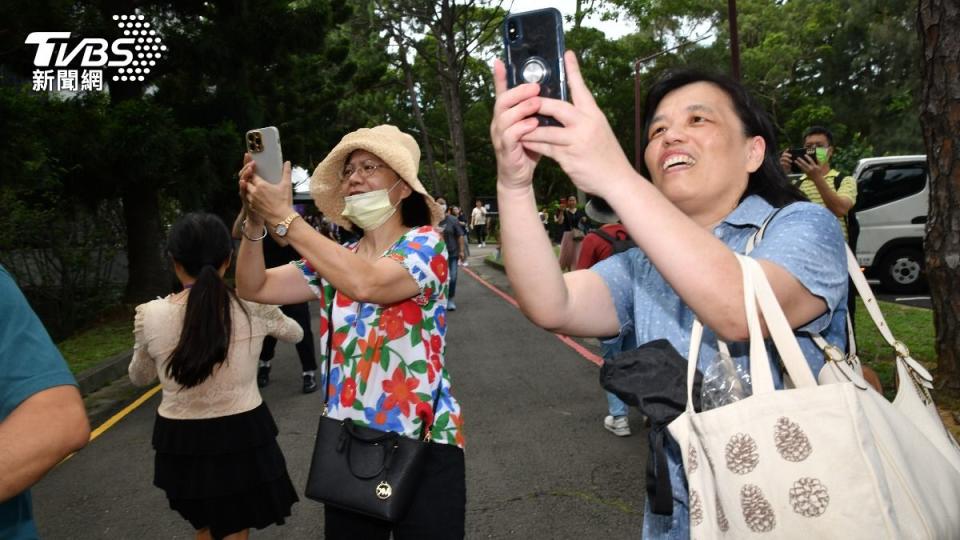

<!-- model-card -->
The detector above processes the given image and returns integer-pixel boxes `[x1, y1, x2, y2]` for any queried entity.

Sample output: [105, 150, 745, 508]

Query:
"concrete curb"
[76, 349, 132, 396]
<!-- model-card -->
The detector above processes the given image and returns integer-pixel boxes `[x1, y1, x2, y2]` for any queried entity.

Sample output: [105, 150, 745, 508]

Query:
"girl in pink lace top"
[129, 213, 302, 540]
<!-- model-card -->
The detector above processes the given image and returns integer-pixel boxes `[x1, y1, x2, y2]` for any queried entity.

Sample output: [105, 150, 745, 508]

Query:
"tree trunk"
[398, 42, 441, 195]
[121, 189, 170, 303]
[436, 0, 472, 208]
[440, 72, 472, 209]
[918, 0, 960, 390]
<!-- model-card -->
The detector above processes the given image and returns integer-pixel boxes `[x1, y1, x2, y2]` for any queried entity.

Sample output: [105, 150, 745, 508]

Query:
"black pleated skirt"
[152, 402, 299, 539]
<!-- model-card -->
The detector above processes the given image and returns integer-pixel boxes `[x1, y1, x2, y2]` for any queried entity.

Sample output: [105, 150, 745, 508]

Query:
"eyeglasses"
[804, 143, 829, 150]
[340, 160, 387, 181]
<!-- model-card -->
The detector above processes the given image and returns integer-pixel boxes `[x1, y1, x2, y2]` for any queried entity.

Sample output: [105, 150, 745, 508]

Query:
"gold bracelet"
[241, 219, 267, 241]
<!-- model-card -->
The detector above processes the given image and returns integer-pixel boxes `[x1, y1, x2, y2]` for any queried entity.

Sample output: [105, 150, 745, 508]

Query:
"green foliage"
[56, 314, 134, 375]
[611, 0, 923, 160]
[0, 87, 127, 339]
[831, 132, 874, 176]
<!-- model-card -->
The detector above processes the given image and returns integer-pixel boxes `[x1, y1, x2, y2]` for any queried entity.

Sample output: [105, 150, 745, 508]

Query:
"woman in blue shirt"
[490, 55, 848, 538]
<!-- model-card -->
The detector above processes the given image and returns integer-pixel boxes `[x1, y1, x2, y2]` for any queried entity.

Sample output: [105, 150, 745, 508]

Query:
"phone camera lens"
[507, 21, 519, 41]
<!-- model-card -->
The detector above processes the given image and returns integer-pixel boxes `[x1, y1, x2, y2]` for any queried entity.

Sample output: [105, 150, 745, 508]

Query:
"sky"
[504, 0, 636, 40]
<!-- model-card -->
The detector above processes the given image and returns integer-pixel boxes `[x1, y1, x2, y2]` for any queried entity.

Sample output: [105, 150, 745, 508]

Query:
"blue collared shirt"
[592, 195, 848, 539]
[594, 194, 848, 386]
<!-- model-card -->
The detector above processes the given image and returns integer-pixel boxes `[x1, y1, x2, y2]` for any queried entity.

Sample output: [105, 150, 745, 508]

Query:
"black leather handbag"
[304, 298, 438, 522]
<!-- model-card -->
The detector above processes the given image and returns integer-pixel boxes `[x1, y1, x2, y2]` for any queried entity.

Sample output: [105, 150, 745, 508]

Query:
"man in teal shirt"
[1, 265, 90, 539]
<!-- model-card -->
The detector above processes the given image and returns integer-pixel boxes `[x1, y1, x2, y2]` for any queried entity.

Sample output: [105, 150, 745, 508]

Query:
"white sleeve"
[263, 304, 304, 344]
[128, 303, 158, 386]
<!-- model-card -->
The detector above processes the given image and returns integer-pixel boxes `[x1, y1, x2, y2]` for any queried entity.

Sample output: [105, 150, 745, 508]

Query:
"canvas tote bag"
[748, 214, 960, 467]
[667, 254, 960, 539]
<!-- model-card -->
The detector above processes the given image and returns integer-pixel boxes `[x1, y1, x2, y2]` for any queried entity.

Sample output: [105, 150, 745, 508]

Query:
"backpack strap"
[592, 228, 617, 245]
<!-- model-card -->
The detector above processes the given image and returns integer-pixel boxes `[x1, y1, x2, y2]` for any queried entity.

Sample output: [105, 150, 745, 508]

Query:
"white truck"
[852, 155, 928, 294]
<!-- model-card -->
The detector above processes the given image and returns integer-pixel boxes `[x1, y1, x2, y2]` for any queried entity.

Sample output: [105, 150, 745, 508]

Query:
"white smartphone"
[245, 126, 283, 184]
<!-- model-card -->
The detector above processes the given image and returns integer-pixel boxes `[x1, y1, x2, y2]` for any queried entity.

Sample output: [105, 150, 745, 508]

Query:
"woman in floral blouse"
[235, 125, 465, 539]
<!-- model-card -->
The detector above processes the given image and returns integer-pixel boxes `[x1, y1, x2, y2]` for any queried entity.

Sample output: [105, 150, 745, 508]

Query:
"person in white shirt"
[470, 199, 488, 247]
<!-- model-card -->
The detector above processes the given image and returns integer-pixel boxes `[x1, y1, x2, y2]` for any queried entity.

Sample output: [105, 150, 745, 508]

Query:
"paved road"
[32, 247, 648, 539]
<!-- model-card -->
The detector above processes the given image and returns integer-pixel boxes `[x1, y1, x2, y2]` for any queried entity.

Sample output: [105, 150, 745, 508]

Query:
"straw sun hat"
[310, 124, 444, 229]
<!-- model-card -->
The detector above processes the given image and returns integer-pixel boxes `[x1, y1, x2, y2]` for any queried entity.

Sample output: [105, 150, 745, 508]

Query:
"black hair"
[164, 212, 247, 388]
[802, 125, 834, 146]
[639, 69, 806, 208]
[400, 191, 432, 227]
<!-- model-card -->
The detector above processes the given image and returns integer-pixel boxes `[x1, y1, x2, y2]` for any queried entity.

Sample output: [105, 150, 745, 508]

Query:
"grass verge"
[56, 305, 135, 375]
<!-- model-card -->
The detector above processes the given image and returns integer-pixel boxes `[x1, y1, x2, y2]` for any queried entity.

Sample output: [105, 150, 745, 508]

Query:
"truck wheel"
[878, 247, 925, 294]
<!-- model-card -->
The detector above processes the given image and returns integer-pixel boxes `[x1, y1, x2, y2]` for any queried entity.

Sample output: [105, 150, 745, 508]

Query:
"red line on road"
[461, 266, 604, 367]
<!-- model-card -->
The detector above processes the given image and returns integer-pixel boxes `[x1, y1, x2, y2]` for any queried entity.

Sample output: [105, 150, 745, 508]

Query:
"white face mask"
[341, 180, 403, 230]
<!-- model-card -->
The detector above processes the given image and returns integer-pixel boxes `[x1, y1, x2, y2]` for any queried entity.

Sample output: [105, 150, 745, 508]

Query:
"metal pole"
[728, 0, 741, 80]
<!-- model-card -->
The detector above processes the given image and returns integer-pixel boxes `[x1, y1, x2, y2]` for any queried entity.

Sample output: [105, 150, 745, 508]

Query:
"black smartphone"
[503, 8, 569, 126]
[788, 147, 817, 174]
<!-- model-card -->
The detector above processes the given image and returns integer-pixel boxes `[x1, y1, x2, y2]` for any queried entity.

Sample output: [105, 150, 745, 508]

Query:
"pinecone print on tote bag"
[789, 477, 830, 517]
[774, 417, 812, 462]
[740, 484, 777, 533]
[725, 433, 759, 474]
[690, 489, 704, 526]
[716, 496, 730, 532]
[688, 443, 699, 473]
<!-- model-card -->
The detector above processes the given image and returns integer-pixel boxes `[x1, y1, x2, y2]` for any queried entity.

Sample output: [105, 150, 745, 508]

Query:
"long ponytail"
[165, 213, 247, 388]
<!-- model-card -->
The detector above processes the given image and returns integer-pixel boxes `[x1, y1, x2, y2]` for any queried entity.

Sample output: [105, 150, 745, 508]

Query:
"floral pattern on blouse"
[295, 226, 464, 448]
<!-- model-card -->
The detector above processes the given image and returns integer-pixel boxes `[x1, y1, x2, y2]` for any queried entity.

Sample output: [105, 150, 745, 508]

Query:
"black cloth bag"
[599, 339, 702, 516]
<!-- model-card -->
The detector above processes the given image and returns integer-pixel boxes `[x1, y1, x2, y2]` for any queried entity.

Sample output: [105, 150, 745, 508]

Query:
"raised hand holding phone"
[518, 51, 636, 200]
[788, 147, 817, 174]
[239, 153, 293, 229]
[491, 58, 543, 192]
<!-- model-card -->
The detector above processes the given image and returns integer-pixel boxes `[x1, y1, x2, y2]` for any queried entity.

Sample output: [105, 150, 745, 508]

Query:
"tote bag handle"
[685, 255, 818, 412]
